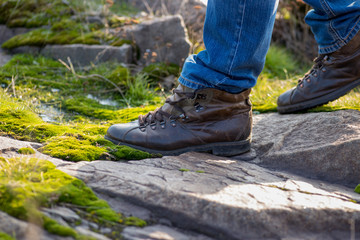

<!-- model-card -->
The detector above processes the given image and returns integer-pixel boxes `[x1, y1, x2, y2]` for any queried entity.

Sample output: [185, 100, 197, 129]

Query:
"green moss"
[355, 185, 360, 194]
[0, 91, 155, 161]
[40, 135, 154, 162]
[107, 66, 131, 86]
[179, 168, 190, 172]
[141, 63, 180, 84]
[0, 0, 78, 28]
[0, 157, 146, 237]
[2, 28, 107, 49]
[0, 101, 73, 142]
[40, 135, 106, 162]
[110, 39, 133, 47]
[0, 232, 15, 240]
[124, 216, 147, 227]
[63, 96, 158, 121]
[263, 45, 307, 79]
[18, 147, 35, 155]
[43, 216, 77, 237]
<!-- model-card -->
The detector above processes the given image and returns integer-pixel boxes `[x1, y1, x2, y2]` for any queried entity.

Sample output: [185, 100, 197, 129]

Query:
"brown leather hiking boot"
[105, 85, 252, 156]
[277, 31, 360, 114]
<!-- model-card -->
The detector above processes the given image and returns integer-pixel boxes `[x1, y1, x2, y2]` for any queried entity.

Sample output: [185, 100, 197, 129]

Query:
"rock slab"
[58, 152, 360, 240]
[40, 44, 133, 66]
[251, 110, 360, 187]
[1, 110, 360, 240]
[0, 211, 71, 240]
[112, 15, 192, 65]
[126, 0, 206, 45]
[0, 25, 31, 45]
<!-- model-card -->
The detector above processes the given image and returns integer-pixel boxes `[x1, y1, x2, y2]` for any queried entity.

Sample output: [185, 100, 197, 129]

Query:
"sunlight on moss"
[0, 157, 147, 238]
[0, 91, 156, 161]
[18, 147, 35, 155]
[0, 231, 15, 240]
[355, 185, 360, 194]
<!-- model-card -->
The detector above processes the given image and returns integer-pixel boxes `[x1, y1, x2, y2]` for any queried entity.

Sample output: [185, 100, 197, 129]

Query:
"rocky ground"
[1, 111, 359, 240]
[1, 1, 360, 239]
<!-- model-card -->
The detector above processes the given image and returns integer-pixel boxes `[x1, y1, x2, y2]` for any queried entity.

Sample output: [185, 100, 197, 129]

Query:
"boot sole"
[277, 78, 360, 114]
[104, 135, 251, 157]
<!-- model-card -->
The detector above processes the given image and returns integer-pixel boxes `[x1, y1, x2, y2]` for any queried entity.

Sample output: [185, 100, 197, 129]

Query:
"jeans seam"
[320, 0, 335, 17]
[179, 75, 210, 88]
[227, 0, 246, 75]
[319, 16, 360, 52]
[329, 21, 346, 44]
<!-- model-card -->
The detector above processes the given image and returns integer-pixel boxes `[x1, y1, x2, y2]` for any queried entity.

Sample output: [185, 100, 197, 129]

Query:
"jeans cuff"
[319, 21, 360, 54]
[178, 75, 212, 90]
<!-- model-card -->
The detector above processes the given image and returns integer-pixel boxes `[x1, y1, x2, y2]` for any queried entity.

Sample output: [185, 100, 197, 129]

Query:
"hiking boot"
[105, 85, 252, 156]
[277, 31, 360, 114]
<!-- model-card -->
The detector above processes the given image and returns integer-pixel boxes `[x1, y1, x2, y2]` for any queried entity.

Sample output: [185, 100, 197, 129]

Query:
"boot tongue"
[161, 84, 196, 116]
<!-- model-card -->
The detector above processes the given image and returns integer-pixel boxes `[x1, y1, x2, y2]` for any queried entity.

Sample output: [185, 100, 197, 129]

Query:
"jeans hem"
[318, 18, 360, 54]
[178, 76, 210, 90]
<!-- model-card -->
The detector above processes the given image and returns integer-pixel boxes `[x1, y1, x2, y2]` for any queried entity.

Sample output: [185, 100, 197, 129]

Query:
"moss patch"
[0, 232, 15, 240]
[0, 91, 157, 161]
[0, 157, 147, 238]
[0, 0, 138, 50]
[355, 185, 360, 194]
[18, 147, 35, 155]
[141, 62, 180, 84]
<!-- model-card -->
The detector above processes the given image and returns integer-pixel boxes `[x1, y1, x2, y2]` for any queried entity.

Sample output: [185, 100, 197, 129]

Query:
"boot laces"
[138, 88, 196, 126]
[298, 55, 329, 86]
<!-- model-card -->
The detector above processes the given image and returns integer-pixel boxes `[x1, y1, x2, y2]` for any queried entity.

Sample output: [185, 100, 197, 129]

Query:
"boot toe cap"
[277, 88, 294, 107]
[106, 121, 138, 142]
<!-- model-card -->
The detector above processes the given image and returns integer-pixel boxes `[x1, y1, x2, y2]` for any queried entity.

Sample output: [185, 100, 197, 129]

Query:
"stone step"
[249, 110, 360, 187]
[1, 110, 360, 239]
[58, 152, 360, 240]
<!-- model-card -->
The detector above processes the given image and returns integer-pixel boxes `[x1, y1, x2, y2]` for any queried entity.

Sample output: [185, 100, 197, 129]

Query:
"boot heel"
[211, 140, 251, 157]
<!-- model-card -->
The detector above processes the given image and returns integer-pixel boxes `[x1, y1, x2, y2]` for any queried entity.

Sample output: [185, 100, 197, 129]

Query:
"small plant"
[355, 185, 360, 194]
[179, 168, 190, 172]
[0, 232, 15, 240]
[17, 147, 35, 155]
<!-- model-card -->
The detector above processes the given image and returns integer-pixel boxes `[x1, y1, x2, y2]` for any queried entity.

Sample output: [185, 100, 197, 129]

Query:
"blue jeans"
[179, 0, 360, 93]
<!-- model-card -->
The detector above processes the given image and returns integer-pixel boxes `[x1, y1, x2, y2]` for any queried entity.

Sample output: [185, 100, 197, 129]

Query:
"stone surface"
[126, 0, 206, 45]
[0, 25, 31, 45]
[0, 211, 72, 240]
[0, 49, 12, 66]
[75, 227, 111, 240]
[40, 44, 133, 66]
[1, 110, 360, 240]
[122, 225, 214, 240]
[112, 15, 191, 65]
[42, 207, 80, 222]
[58, 152, 360, 240]
[250, 110, 360, 187]
[11, 46, 41, 55]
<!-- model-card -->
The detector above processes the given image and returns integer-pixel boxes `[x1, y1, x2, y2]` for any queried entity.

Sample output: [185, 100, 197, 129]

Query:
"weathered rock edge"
[250, 110, 360, 187]
[1, 15, 191, 66]
[58, 152, 360, 240]
[1, 110, 360, 240]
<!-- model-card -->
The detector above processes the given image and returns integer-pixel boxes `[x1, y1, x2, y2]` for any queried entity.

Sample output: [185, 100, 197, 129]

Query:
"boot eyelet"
[300, 84, 304, 88]
[150, 123, 156, 130]
[160, 121, 166, 129]
[313, 73, 318, 77]
[322, 68, 327, 72]
[139, 126, 146, 132]
[306, 79, 311, 83]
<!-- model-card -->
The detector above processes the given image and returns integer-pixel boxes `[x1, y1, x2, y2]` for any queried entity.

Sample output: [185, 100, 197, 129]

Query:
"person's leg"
[304, 0, 360, 54]
[179, 0, 279, 93]
[106, 0, 279, 156]
[278, 0, 360, 113]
